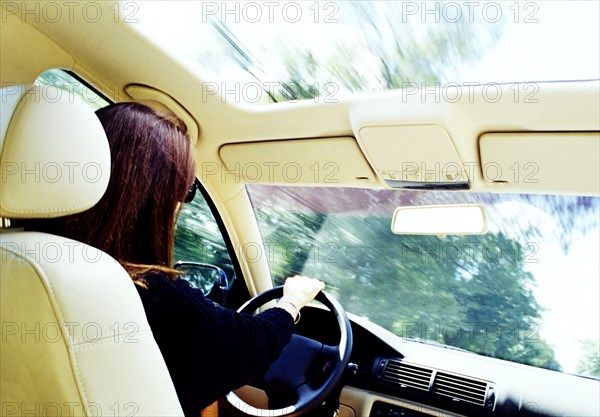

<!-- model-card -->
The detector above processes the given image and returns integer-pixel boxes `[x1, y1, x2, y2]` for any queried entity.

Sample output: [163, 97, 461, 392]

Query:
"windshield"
[247, 185, 600, 378]
[133, 1, 599, 104]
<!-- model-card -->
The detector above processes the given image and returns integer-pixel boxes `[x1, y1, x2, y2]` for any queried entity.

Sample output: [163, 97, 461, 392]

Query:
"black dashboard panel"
[298, 306, 600, 417]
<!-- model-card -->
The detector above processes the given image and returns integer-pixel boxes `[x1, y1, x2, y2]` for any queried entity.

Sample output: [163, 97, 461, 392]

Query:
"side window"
[36, 69, 235, 295]
[174, 190, 235, 291]
[35, 69, 110, 110]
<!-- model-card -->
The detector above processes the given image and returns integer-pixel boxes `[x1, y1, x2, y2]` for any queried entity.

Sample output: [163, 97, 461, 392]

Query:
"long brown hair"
[25, 102, 196, 283]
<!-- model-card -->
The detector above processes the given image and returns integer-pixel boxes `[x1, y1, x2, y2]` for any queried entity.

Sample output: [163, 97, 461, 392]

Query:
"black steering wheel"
[225, 286, 353, 417]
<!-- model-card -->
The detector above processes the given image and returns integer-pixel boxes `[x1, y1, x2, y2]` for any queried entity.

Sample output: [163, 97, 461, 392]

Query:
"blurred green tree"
[576, 339, 600, 378]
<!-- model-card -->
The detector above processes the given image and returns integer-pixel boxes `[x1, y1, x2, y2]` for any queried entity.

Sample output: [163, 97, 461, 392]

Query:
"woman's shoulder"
[135, 270, 206, 307]
[138, 270, 187, 287]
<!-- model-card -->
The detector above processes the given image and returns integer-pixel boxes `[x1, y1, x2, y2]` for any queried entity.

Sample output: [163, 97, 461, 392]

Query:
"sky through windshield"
[134, 1, 600, 104]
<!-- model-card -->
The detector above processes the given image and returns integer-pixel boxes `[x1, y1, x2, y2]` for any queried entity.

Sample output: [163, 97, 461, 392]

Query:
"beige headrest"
[0, 84, 110, 219]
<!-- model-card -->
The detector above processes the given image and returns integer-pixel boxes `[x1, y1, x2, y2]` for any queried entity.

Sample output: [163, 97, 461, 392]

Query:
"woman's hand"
[277, 275, 325, 322]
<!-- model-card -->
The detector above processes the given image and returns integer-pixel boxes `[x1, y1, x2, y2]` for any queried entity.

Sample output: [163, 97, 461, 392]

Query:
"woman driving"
[25, 102, 324, 416]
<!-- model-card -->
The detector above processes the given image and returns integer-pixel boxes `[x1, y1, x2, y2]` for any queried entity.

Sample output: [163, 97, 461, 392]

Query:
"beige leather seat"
[0, 85, 184, 416]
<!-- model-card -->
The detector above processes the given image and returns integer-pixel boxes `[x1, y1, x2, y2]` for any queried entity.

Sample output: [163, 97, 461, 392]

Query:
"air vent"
[431, 371, 490, 406]
[375, 359, 496, 410]
[379, 359, 433, 391]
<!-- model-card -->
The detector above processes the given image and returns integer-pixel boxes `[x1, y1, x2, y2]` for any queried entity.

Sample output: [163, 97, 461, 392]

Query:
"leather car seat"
[0, 84, 184, 416]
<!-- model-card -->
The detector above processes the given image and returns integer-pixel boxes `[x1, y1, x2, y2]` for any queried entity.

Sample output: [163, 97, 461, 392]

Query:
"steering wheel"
[225, 286, 353, 417]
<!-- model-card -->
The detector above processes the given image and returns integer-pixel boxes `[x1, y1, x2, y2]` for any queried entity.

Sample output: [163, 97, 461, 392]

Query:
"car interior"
[1, 1, 599, 417]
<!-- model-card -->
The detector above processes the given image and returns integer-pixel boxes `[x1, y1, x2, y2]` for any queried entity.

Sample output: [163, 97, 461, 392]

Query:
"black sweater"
[135, 273, 294, 416]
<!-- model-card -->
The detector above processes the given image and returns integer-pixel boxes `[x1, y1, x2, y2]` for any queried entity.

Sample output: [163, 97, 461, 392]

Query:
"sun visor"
[357, 124, 470, 190]
[219, 137, 377, 186]
[479, 132, 600, 195]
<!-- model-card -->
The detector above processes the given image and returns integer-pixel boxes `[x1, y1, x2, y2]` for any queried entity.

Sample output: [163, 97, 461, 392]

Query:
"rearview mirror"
[391, 204, 487, 236]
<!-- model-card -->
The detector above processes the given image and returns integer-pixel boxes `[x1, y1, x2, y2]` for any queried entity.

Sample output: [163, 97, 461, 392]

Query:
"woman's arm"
[136, 273, 323, 416]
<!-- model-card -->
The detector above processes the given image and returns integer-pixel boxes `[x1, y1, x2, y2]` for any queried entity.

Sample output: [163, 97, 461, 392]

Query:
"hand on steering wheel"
[225, 286, 353, 417]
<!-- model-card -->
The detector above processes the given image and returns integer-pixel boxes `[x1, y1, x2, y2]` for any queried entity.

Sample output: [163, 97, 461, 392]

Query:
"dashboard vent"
[376, 359, 496, 410]
[431, 371, 489, 406]
[379, 359, 433, 391]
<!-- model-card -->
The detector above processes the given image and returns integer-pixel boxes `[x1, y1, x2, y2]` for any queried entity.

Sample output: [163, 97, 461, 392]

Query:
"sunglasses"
[184, 178, 200, 203]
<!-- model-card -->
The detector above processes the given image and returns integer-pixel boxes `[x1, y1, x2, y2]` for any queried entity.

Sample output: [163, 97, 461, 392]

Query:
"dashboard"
[295, 306, 600, 417]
